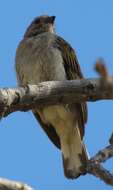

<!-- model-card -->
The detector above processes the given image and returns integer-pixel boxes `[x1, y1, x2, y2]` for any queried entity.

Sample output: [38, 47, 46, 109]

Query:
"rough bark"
[0, 134, 113, 188]
[0, 178, 34, 190]
[0, 77, 113, 118]
[87, 134, 113, 186]
[0, 76, 113, 186]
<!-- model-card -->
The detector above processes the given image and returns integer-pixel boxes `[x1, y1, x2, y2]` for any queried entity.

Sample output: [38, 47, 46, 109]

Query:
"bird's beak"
[50, 16, 56, 24]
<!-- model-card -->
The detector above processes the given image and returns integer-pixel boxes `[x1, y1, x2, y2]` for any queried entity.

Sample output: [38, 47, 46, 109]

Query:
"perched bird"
[15, 15, 88, 179]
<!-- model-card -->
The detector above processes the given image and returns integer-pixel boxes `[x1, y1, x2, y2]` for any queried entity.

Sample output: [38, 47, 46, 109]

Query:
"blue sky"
[0, 0, 113, 190]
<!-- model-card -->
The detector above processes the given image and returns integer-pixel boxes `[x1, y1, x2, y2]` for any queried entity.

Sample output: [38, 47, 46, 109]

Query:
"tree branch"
[0, 77, 113, 117]
[0, 178, 34, 190]
[87, 134, 113, 186]
[0, 135, 113, 188]
[0, 63, 113, 186]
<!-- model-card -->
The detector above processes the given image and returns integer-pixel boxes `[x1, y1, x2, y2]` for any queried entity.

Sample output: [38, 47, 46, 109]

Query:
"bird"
[15, 15, 88, 179]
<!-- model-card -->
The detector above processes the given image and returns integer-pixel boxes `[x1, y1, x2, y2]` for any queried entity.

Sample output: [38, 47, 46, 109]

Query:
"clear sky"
[0, 1, 113, 190]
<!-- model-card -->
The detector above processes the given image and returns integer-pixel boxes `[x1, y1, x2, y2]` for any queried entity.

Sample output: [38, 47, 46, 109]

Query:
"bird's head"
[24, 15, 56, 38]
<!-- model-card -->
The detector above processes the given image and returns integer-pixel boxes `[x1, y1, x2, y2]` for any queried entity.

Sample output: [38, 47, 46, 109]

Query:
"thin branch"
[87, 163, 113, 186]
[87, 134, 113, 186]
[0, 178, 34, 190]
[0, 77, 113, 117]
[90, 142, 113, 163]
[95, 58, 109, 79]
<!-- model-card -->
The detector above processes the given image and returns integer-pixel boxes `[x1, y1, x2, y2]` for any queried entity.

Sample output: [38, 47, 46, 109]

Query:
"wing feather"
[54, 36, 87, 138]
[33, 111, 61, 149]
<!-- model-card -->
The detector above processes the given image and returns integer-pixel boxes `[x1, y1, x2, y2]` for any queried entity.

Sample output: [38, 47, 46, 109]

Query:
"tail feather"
[61, 126, 89, 179]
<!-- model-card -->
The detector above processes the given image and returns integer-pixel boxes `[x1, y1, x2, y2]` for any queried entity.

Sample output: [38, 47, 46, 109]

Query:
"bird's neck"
[24, 25, 55, 38]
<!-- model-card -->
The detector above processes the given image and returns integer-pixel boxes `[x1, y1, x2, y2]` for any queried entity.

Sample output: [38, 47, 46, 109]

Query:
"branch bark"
[0, 135, 113, 188]
[0, 178, 34, 190]
[0, 76, 113, 186]
[0, 77, 113, 117]
[87, 134, 113, 186]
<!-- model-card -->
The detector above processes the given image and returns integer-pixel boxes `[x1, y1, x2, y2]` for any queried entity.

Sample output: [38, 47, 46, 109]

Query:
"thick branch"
[0, 80, 113, 186]
[0, 77, 113, 117]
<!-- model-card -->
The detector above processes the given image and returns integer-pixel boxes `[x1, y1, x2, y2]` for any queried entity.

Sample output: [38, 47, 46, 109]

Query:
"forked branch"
[0, 62, 113, 187]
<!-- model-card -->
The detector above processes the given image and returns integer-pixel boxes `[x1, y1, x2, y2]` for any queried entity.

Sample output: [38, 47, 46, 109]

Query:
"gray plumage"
[15, 15, 89, 179]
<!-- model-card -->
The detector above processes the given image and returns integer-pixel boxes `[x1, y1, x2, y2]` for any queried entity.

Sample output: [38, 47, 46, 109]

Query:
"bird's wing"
[33, 35, 87, 148]
[53, 35, 88, 138]
[33, 111, 61, 149]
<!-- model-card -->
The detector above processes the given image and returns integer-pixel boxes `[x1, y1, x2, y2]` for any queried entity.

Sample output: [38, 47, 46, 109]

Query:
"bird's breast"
[15, 36, 66, 85]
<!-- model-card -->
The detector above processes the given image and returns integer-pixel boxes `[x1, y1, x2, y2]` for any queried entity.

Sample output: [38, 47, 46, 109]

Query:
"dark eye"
[33, 18, 40, 24]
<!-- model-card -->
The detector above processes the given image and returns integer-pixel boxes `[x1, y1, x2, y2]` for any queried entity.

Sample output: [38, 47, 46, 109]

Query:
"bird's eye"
[34, 18, 40, 24]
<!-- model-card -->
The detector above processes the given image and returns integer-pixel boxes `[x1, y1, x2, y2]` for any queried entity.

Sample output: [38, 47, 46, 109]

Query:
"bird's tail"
[61, 126, 89, 179]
